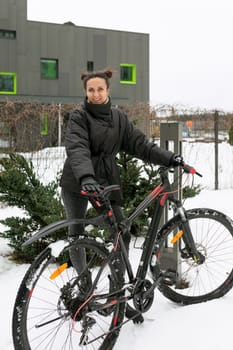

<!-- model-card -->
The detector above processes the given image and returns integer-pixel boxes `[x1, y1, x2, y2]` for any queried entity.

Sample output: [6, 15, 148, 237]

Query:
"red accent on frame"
[113, 315, 119, 326]
[93, 199, 101, 207]
[149, 185, 164, 199]
[160, 193, 168, 206]
[113, 231, 121, 251]
[108, 210, 113, 216]
[29, 289, 34, 298]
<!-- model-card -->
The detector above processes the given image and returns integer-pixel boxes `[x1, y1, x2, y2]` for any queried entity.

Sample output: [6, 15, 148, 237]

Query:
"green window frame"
[0, 72, 17, 94]
[120, 64, 136, 84]
[40, 58, 58, 79]
[40, 113, 49, 135]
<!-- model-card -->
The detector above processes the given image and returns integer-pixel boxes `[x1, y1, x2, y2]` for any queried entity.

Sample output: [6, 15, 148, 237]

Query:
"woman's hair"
[81, 69, 115, 89]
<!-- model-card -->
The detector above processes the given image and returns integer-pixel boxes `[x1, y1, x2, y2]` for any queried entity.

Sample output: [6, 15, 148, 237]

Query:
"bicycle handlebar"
[80, 162, 202, 199]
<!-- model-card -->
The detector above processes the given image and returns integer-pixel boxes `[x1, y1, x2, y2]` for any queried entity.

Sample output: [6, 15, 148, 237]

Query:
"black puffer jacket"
[60, 98, 174, 204]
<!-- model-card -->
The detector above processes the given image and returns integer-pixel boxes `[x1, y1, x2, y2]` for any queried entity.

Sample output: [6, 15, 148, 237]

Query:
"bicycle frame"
[22, 162, 202, 298]
[116, 168, 201, 291]
[116, 169, 175, 286]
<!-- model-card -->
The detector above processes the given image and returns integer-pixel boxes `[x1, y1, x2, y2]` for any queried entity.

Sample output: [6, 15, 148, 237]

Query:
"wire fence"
[0, 101, 232, 190]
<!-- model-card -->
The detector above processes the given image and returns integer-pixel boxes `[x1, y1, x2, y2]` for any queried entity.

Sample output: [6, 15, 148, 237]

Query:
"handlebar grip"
[81, 184, 121, 197]
[182, 164, 202, 177]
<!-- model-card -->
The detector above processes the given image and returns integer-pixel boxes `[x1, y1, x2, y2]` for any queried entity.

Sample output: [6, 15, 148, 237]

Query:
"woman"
[60, 68, 179, 323]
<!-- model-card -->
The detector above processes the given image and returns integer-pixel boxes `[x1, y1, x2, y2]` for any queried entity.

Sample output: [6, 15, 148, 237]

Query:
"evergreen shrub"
[0, 153, 65, 262]
[0, 151, 201, 261]
[229, 117, 233, 145]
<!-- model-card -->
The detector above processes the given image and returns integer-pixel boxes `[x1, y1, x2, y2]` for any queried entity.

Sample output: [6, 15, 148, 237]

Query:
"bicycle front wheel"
[12, 236, 125, 350]
[156, 208, 233, 305]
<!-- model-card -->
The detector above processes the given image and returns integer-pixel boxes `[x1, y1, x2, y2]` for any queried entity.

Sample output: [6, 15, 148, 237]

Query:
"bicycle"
[12, 160, 233, 350]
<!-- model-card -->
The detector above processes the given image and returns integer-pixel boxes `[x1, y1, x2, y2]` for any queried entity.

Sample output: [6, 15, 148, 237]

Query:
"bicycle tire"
[153, 208, 233, 305]
[12, 235, 125, 350]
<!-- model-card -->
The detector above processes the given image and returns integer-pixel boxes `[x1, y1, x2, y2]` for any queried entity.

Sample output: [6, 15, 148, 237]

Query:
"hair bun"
[104, 70, 113, 78]
[81, 72, 88, 80]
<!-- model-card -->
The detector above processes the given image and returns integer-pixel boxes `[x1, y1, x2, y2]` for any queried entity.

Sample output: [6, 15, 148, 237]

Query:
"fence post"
[58, 103, 62, 147]
[159, 122, 183, 275]
[214, 110, 219, 190]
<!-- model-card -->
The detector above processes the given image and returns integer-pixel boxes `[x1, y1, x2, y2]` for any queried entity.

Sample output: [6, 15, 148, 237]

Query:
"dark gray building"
[0, 0, 149, 105]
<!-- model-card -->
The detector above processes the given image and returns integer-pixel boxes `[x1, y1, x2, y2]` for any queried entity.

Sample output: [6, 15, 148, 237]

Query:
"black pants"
[61, 188, 130, 273]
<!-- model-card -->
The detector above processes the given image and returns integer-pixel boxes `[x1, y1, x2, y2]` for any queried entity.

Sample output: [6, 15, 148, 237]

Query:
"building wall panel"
[0, 0, 149, 105]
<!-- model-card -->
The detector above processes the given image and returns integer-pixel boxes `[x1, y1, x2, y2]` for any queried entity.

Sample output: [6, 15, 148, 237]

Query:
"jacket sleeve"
[65, 110, 95, 183]
[121, 112, 174, 166]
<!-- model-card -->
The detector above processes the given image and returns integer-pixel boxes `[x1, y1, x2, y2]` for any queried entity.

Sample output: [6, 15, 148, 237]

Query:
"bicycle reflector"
[170, 230, 183, 244]
[49, 263, 68, 280]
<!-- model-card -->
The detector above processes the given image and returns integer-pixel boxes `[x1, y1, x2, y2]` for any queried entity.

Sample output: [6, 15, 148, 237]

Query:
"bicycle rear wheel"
[154, 208, 233, 305]
[12, 236, 125, 350]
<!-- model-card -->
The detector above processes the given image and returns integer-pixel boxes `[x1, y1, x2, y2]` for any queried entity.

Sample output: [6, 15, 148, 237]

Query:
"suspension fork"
[176, 203, 205, 264]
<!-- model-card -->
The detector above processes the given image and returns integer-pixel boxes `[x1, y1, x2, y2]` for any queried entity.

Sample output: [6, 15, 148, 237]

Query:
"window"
[87, 61, 94, 72]
[0, 29, 16, 39]
[40, 113, 49, 135]
[40, 58, 58, 79]
[0, 72, 17, 94]
[120, 64, 136, 84]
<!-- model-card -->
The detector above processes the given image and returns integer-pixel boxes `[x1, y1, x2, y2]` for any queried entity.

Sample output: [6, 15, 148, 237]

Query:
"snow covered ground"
[0, 142, 233, 349]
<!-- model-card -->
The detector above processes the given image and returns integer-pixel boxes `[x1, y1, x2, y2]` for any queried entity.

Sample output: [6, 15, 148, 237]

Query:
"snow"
[0, 142, 233, 349]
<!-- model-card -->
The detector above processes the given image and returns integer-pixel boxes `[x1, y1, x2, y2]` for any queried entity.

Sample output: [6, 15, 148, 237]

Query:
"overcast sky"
[27, 0, 233, 112]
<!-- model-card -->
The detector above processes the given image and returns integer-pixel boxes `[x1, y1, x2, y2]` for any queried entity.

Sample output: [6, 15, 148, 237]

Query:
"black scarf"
[83, 97, 113, 126]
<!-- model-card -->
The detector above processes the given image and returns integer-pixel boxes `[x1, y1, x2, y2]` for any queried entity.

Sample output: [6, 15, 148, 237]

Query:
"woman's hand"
[81, 176, 102, 193]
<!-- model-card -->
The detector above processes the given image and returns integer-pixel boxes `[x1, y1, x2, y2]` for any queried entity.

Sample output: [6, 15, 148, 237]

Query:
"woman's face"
[86, 77, 109, 104]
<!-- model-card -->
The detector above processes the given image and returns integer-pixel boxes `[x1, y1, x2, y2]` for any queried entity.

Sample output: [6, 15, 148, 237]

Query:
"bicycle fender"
[22, 216, 104, 247]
